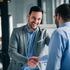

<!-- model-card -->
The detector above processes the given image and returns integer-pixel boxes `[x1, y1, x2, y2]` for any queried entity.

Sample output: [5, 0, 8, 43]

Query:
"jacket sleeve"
[8, 28, 27, 65]
[45, 30, 50, 46]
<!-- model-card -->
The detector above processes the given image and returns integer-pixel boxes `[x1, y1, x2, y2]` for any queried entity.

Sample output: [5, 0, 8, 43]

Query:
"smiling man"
[7, 6, 50, 70]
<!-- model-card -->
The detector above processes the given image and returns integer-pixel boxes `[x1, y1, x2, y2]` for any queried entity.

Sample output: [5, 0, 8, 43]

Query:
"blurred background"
[0, 0, 70, 70]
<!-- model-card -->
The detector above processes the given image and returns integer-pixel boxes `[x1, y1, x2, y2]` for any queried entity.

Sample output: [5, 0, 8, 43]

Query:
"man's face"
[27, 11, 42, 30]
[55, 16, 59, 28]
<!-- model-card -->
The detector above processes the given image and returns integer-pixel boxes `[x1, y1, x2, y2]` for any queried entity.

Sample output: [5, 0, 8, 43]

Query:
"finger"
[29, 64, 36, 68]
[27, 59, 39, 68]
[33, 59, 39, 63]
[29, 57, 38, 59]
[28, 57, 35, 60]
[32, 63, 37, 68]
[31, 60, 38, 66]
[29, 57, 39, 62]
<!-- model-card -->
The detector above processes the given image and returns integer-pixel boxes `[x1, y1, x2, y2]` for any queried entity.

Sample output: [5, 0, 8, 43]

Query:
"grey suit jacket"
[7, 25, 50, 70]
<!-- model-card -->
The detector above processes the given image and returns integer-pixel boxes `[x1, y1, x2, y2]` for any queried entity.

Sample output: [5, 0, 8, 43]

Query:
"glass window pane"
[42, 1, 47, 24]
[66, 0, 69, 3]
[60, 0, 64, 4]
[43, 13, 47, 24]
[43, 2, 46, 12]
[9, 15, 13, 37]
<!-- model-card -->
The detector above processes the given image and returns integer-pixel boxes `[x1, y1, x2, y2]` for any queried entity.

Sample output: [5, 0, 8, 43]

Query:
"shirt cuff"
[39, 55, 48, 63]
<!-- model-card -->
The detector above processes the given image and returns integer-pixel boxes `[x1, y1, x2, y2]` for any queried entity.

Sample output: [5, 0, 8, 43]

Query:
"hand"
[29, 57, 39, 62]
[27, 57, 39, 68]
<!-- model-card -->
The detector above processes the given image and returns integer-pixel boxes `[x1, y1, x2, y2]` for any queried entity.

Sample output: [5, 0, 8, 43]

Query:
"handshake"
[27, 57, 39, 68]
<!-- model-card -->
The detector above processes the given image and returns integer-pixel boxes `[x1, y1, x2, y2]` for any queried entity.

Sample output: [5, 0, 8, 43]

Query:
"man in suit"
[7, 6, 50, 70]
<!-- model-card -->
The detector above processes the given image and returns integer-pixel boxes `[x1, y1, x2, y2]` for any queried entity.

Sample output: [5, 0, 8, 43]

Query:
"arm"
[36, 30, 49, 63]
[45, 30, 50, 46]
[8, 28, 27, 65]
[29, 55, 48, 63]
[39, 55, 48, 63]
[46, 31, 65, 70]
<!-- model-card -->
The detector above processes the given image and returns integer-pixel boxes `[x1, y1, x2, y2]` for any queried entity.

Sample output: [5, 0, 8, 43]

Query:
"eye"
[32, 16, 36, 20]
[38, 18, 41, 21]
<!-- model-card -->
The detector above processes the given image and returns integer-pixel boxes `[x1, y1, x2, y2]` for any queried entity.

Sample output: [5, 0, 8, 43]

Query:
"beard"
[55, 18, 59, 28]
[28, 20, 38, 30]
[31, 22, 37, 30]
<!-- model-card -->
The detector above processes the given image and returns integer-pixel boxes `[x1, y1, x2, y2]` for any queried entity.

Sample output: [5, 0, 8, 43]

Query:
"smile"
[33, 23, 37, 25]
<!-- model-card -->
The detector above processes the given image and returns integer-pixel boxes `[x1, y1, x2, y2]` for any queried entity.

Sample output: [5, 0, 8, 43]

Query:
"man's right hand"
[27, 58, 39, 68]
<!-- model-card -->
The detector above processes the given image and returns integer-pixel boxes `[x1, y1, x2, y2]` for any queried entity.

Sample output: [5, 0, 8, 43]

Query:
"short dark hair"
[29, 6, 43, 15]
[55, 4, 70, 22]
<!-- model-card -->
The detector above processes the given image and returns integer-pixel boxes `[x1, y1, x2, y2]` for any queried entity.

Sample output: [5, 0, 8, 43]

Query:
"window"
[41, 0, 70, 36]
[42, 0, 69, 25]
[9, 15, 13, 37]
[42, 1, 47, 24]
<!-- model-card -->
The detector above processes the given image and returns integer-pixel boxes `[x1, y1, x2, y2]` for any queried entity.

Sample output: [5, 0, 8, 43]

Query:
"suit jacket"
[7, 25, 50, 70]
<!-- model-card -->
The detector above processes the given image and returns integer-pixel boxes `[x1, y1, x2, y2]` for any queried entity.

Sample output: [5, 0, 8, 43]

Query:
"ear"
[27, 14, 29, 19]
[57, 13, 60, 20]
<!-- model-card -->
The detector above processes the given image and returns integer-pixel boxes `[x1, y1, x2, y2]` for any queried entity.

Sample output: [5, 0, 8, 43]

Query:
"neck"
[59, 17, 65, 27]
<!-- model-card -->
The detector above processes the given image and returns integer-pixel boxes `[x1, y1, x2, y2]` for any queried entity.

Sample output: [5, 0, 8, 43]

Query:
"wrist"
[25, 58, 28, 66]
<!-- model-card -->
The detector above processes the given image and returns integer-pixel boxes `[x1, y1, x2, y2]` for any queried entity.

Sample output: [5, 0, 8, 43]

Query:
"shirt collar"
[59, 22, 70, 28]
[26, 25, 38, 34]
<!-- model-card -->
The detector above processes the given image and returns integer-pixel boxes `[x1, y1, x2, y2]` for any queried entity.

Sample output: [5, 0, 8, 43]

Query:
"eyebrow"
[32, 16, 41, 20]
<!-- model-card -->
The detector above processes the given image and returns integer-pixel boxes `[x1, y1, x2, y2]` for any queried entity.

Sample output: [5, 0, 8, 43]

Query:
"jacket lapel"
[34, 27, 40, 56]
[22, 25, 27, 56]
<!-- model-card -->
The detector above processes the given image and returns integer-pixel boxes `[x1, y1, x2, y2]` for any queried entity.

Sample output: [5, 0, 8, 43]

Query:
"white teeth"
[33, 23, 36, 25]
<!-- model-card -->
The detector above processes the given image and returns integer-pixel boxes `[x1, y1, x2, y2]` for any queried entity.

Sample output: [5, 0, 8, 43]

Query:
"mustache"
[31, 22, 38, 25]
[31, 21, 36, 24]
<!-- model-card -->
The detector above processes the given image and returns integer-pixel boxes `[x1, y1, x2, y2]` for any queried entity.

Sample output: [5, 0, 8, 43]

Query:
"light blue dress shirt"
[21, 25, 39, 70]
[46, 22, 70, 70]
[39, 55, 48, 63]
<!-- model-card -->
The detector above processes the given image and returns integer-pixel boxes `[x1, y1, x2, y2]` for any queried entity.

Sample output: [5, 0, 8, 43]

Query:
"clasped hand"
[27, 57, 39, 68]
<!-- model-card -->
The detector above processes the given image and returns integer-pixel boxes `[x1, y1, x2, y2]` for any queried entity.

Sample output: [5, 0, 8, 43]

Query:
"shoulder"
[38, 27, 50, 38]
[52, 27, 67, 40]
[13, 25, 26, 33]
[11, 25, 27, 37]
[38, 26, 48, 33]
[14, 25, 26, 30]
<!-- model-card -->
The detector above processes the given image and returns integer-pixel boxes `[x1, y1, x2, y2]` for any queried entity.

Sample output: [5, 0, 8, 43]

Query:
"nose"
[34, 19, 38, 23]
